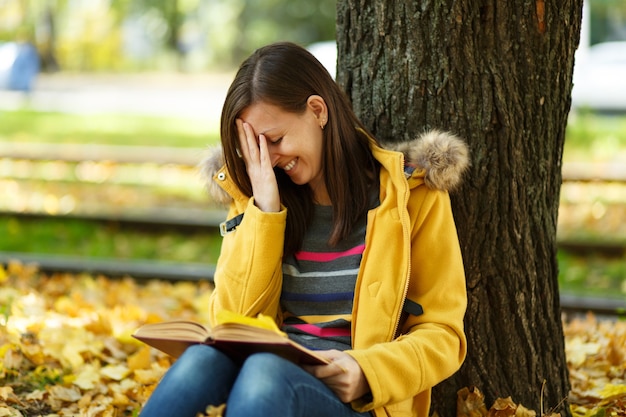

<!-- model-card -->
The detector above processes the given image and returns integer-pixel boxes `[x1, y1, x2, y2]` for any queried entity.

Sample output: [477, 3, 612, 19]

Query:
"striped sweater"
[280, 204, 367, 351]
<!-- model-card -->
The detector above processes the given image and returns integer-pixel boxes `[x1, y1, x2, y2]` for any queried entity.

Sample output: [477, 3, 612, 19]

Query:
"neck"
[310, 183, 331, 206]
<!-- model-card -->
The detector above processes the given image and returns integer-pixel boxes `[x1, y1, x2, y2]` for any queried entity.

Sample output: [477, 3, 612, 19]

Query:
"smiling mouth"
[283, 158, 298, 172]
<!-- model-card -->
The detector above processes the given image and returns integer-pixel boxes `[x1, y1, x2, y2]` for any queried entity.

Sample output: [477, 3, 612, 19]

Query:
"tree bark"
[337, 1, 582, 416]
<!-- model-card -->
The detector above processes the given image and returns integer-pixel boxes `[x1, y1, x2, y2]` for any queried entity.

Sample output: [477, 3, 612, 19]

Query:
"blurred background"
[0, 0, 336, 73]
[0, 0, 625, 304]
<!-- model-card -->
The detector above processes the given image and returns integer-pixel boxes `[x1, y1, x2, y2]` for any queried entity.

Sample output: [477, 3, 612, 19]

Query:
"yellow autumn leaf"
[85, 311, 113, 335]
[117, 327, 144, 345]
[607, 332, 626, 366]
[598, 383, 626, 399]
[133, 366, 167, 385]
[0, 266, 7, 283]
[20, 343, 45, 366]
[60, 343, 87, 369]
[456, 386, 489, 417]
[73, 364, 101, 390]
[0, 386, 15, 401]
[565, 336, 601, 367]
[0, 343, 15, 361]
[1, 346, 24, 370]
[23, 390, 44, 401]
[487, 397, 517, 417]
[216, 310, 285, 335]
[47, 385, 82, 402]
[514, 404, 536, 417]
[112, 391, 131, 406]
[127, 346, 152, 370]
[101, 364, 131, 381]
[0, 406, 24, 417]
[115, 377, 139, 394]
[77, 392, 93, 409]
[204, 403, 226, 417]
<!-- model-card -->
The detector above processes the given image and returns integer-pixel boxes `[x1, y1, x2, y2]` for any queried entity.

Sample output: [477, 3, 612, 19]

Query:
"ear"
[306, 95, 328, 126]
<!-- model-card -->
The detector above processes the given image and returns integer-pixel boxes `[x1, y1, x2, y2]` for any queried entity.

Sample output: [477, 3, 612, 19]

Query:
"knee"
[167, 345, 231, 382]
[233, 353, 294, 397]
[240, 353, 290, 379]
[183, 344, 225, 366]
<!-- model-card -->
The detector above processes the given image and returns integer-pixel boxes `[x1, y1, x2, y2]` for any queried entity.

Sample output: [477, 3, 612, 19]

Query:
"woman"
[140, 41, 469, 417]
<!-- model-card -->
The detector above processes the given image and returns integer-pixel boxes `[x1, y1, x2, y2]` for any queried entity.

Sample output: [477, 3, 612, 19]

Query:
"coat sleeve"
[348, 187, 467, 411]
[207, 198, 287, 326]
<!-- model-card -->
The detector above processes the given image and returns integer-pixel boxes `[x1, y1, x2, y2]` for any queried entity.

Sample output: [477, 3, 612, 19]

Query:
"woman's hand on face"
[302, 350, 371, 403]
[236, 119, 281, 212]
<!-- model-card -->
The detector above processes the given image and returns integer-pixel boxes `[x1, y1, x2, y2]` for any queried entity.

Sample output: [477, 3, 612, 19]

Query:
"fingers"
[302, 349, 344, 377]
[303, 360, 345, 380]
[237, 119, 272, 168]
[257, 134, 272, 169]
[235, 119, 280, 212]
[302, 351, 371, 403]
[236, 119, 255, 164]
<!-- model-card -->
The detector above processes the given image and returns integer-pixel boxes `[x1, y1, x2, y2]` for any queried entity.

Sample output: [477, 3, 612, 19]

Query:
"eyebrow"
[260, 129, 281, 141]
[259, 128, 278, 136]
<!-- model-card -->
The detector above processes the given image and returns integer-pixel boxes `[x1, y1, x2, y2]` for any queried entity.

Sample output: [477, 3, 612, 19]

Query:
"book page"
[132, 312, 331, 365]
[133, 320, 211, 342]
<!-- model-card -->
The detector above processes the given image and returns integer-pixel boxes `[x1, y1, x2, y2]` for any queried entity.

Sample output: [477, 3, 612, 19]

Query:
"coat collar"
[377, 130, 469, 191]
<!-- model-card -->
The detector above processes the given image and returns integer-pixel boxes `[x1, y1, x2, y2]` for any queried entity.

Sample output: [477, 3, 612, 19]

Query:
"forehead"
[240, 102, 295, 133]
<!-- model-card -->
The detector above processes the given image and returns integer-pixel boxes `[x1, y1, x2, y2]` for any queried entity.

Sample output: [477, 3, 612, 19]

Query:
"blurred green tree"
[232, 0, 335, 63]
[588, 0, 626, 44]
[0, 0, 336, 72]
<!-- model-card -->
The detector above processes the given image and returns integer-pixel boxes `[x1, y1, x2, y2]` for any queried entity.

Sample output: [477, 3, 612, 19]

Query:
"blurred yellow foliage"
[0, 261, 213, 415]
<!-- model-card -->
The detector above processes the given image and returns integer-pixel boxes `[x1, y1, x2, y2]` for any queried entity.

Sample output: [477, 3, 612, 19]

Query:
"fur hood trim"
[383, 129, 469, 192]
[199, 130, 469, 204]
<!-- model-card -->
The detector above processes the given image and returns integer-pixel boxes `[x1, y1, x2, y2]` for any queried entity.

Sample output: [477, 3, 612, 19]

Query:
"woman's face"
[239, 98, 329, 203]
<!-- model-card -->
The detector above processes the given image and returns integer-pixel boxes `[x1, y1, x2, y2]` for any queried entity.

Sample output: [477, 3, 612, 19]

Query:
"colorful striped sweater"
[280, 203, 368, 351]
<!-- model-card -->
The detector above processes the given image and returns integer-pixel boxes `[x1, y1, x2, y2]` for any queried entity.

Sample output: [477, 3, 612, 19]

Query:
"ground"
[0, 261, 624, 417]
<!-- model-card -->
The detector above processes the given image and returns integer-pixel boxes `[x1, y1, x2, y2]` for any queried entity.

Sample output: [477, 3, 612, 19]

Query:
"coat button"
[217, 172, 226, 181]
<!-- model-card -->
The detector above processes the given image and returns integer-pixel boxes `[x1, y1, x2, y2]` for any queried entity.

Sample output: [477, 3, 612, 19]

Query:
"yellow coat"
[205, 130, 469, 417]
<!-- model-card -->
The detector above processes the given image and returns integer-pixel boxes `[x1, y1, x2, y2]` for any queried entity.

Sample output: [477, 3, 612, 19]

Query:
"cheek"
[314, 133, 326, 163]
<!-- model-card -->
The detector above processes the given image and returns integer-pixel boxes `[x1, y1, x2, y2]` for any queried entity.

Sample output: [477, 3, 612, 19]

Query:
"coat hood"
[382, 129, 469, 192]
[199, 130, 469, 205]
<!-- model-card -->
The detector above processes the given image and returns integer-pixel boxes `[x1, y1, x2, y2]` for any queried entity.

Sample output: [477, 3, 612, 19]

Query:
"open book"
[132, 311, 330, 366]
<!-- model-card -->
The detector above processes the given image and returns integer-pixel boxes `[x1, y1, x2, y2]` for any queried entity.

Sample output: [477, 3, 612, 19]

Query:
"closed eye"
[269, 137, 283, 145]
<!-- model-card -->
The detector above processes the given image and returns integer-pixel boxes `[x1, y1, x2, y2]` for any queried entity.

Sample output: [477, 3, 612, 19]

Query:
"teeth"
[284, 159, 297, 171]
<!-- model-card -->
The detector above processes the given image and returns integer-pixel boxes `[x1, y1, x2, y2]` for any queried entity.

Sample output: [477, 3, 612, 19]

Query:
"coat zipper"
[390, 159, 412, 341]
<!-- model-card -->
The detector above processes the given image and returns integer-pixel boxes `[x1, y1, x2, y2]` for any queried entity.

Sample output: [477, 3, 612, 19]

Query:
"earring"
[320, 118, 327, 130]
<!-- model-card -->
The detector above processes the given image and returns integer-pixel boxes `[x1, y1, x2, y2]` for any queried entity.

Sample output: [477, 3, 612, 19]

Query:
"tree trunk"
[337, 1, 582, 416]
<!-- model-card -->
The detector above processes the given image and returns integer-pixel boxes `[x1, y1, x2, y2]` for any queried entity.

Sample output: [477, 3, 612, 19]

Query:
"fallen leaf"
[0, 387, 15, 402]
[0, 406, 24, 417]
[457, 386, 489, 417]
[47, 385, 82, 402]
[203, 403, 226, 417]
[488, 397, 517, 417]
[514, 404, 536, 417]
[598, 383, 626, 400]
[127, 346, 152, 370]
[73, 364, 101, 390]
[101, 364, 131, 381]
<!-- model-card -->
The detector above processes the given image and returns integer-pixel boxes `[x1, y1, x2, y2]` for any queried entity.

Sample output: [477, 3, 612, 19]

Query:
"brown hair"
[220, 42, 379, 256]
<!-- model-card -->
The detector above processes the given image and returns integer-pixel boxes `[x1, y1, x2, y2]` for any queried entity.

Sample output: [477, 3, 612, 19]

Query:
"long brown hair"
[220, 42, 379, 256]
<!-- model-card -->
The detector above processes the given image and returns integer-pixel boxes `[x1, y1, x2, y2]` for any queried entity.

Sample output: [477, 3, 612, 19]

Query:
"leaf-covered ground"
[1, 261, 624, 417]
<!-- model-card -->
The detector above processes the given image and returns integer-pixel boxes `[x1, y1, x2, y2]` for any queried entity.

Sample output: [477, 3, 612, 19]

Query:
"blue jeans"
[139, 344, 372, 417]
